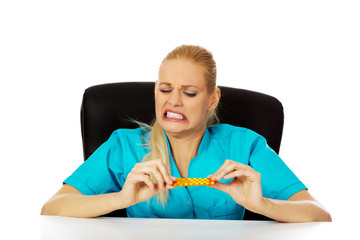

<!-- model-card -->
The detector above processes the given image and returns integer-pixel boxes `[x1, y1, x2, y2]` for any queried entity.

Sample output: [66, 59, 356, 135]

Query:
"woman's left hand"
[207, 160, 265, 213]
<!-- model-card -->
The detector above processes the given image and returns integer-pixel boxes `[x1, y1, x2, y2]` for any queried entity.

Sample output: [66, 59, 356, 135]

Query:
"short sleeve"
[245, 130, 307, 200]
[63, 131, 124, 195]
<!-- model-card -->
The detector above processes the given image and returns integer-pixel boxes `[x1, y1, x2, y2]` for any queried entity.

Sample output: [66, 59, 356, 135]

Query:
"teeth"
[166, 112, 185, 119]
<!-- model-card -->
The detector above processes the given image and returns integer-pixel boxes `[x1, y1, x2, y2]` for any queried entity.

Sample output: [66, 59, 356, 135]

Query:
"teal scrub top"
[64, 124, 307, 220]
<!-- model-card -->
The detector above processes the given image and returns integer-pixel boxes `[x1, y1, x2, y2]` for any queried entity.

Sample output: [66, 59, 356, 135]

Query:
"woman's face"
[155, 59, 219, 137]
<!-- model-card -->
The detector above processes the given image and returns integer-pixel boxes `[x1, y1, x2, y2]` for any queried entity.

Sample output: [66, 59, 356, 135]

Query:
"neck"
[165, 127, 206, 177]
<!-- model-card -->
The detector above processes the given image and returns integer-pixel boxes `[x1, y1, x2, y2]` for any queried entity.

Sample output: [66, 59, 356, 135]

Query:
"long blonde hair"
[143, 45, 219, 206]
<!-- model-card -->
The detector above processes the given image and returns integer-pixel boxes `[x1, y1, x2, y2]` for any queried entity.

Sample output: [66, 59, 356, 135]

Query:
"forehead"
[159, 59, 207, 87]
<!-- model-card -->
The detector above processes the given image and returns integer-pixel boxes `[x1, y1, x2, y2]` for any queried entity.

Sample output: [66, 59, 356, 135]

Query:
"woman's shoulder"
[209, 124, 251, 135]
[208, 124, 262, 140]
[112, 126, 150, 134]
[208, 124, 269, 154]
[109, 127, 151, 142]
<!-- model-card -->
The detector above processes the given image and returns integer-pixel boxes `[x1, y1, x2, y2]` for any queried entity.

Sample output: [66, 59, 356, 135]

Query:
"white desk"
[40, 216, 354, 240]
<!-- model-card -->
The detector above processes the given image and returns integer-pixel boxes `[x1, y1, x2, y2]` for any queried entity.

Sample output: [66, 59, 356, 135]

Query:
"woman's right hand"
[121, 159, 177, 206]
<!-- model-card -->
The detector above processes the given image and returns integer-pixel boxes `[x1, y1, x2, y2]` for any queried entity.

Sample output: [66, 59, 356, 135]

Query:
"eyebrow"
[159, 82, 200, 89]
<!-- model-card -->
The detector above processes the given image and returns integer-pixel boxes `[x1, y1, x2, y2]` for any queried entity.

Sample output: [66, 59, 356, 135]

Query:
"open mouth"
[163, 110, 188, 121]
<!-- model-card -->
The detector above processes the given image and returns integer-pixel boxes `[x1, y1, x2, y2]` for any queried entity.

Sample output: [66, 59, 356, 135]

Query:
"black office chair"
[80, 82, 284, 220]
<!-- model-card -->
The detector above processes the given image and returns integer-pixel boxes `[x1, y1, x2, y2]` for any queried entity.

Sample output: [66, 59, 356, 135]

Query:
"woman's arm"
[41, 159, 176, 218]
[208, 160, 332, 222]
[260, 190, 332, 222]
[40, 184, 129, 218]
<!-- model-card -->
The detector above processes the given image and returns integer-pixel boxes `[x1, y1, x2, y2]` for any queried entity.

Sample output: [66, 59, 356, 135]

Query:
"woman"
[41, 45, 331, 222]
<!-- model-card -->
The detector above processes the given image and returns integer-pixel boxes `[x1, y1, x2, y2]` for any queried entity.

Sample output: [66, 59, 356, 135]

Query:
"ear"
[208, 88, 221, 111]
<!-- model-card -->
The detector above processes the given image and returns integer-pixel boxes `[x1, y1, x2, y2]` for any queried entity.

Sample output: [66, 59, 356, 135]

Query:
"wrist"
[112, 191, 131, 211]
[250, 197, 272, 217]
[262, 198, 272, 215]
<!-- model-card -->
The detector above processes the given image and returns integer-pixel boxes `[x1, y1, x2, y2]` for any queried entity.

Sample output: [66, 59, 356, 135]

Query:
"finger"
[131, 173, 156, 193]
[165, 183, 176, 190]
[149, 169, 166, 191]
[209, 160, 239, 181]
[137, 163, 166, 190]
[138, 160, 173, 185]
[223, 169, 259, 182]
[224, 162, 254, 179]
[154, 159, 174, 185]
[207, 182, 229, 193]
[142, 175, 157, 193]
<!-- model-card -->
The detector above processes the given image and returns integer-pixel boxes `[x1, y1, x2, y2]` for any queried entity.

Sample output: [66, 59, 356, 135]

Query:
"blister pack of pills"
[172, 178, 215, 187]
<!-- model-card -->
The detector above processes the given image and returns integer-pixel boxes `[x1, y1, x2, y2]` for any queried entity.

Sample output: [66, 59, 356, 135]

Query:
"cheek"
[186, 99, 209, 118]
[154, 95, 165, 114]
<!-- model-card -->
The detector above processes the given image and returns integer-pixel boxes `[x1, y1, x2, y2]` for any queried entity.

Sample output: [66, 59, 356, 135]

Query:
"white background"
[1, 0, 359, 238]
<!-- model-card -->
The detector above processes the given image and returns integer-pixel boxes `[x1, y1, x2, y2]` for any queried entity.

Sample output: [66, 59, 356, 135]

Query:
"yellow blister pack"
[172, 178, 215, 187]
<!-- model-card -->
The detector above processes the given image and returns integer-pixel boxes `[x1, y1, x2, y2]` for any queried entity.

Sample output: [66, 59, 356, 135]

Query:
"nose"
[168, 90, 183, 107]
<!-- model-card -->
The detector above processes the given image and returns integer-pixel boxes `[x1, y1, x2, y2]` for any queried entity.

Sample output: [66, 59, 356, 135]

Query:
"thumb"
[207, 182, 230, 194]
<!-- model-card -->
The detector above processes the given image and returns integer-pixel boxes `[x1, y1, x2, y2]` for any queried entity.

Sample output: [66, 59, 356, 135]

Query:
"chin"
[161, 122, 188, 134]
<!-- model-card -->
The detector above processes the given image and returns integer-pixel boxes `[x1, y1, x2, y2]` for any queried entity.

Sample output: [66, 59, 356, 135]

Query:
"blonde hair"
[143, 45, 219, 206]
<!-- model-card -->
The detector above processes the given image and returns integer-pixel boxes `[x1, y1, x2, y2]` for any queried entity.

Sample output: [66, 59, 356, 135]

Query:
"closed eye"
[160, 89, 172, 93]
[159, 89, 196, 97]
[184, 92, 197, 97]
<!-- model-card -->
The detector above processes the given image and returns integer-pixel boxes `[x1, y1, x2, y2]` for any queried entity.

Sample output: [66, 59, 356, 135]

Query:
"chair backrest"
[80, 82, 284, 220]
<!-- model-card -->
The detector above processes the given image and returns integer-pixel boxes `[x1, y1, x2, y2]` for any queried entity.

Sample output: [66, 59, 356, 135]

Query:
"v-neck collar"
[164, 128, 211, 177]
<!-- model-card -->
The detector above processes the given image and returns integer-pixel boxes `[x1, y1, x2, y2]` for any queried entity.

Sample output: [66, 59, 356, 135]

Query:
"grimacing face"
[155, 59, 219, 137]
